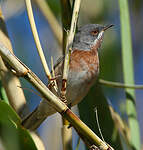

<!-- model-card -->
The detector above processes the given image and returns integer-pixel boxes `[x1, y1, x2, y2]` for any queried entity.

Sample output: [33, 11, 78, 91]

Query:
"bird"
[22, 24, 113, 130]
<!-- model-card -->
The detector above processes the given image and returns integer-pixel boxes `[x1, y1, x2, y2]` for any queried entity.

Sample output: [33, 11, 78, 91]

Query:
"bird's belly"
[66, 68, 98, 106]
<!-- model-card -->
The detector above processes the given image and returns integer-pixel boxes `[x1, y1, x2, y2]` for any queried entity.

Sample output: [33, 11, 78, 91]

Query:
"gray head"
[72, 24, 113, 51]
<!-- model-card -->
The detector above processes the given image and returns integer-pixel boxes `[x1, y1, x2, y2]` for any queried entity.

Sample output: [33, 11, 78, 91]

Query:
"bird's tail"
[21, 100, 56, 130]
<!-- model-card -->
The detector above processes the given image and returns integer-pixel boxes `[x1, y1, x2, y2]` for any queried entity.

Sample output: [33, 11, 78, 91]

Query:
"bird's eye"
[91, 30, 99, 36]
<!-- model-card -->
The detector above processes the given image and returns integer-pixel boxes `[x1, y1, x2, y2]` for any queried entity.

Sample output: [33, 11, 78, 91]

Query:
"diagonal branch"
[0, 42, 114, 150]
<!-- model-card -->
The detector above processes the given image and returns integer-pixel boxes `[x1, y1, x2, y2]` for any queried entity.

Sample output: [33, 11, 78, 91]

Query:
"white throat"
[93, 31, 104, 46]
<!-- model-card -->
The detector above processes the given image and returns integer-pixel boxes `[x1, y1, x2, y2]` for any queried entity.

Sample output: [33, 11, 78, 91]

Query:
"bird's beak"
[103, 24, 114, 31]
[96, 24, 114, 42]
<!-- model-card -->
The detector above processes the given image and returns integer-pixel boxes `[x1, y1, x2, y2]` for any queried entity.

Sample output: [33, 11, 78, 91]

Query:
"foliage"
[0, 101, 37, 150]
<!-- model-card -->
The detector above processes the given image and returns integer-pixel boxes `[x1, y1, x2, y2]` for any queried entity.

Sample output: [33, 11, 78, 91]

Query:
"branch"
[25, 0, 52, 80]
[60, 1, 73, 149]
[0, 43, 113, 150]
[60, 0, 72, 54]
[99, 79, 143, 89]
[61, 0, 81, 99]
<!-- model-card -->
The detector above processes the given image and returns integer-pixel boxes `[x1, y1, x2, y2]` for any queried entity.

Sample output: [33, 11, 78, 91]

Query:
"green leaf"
[0, 80, 9, 104]
[0, 101, 20, 124]
[0, 101, 37, 150]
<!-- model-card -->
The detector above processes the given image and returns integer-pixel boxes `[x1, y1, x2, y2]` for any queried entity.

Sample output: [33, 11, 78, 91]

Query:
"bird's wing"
[53, 55, 65, 71]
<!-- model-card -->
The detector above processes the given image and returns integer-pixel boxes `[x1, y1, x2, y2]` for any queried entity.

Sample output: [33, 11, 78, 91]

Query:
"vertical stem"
[60, 1, 73, 149]
[60, 0, 72, 54]
[62, 118, 72, 150]
[118, 0, 141, 149]
[61, 0, 81, 97]
[60, 1, 81, 149]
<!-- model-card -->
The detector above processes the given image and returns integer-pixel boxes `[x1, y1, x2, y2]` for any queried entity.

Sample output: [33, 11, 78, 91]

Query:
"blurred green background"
[1, 0, 143, 149]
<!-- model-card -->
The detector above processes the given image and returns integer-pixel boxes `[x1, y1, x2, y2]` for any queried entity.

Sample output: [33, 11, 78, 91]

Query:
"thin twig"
[99, 79, 143, 89]
[75, 137, 81, 150]
[35, 0, 63, 46]
[94, 108, 105, 142]
[51, 56, 58, 92]
[61, 0, 81, 99]
[0, 42, 113, 150]
[25, 0, 52, 80]
[17, 86, 42, 98]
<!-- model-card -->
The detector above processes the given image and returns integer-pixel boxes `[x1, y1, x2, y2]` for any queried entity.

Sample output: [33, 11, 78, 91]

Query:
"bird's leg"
[47, 75, 61, 90]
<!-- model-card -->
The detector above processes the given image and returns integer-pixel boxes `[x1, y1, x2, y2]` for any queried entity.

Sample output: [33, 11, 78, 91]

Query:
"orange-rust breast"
[65, 48, 99, 105]
[53, 47, 99, 105]
[69, 48, 99, 77]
